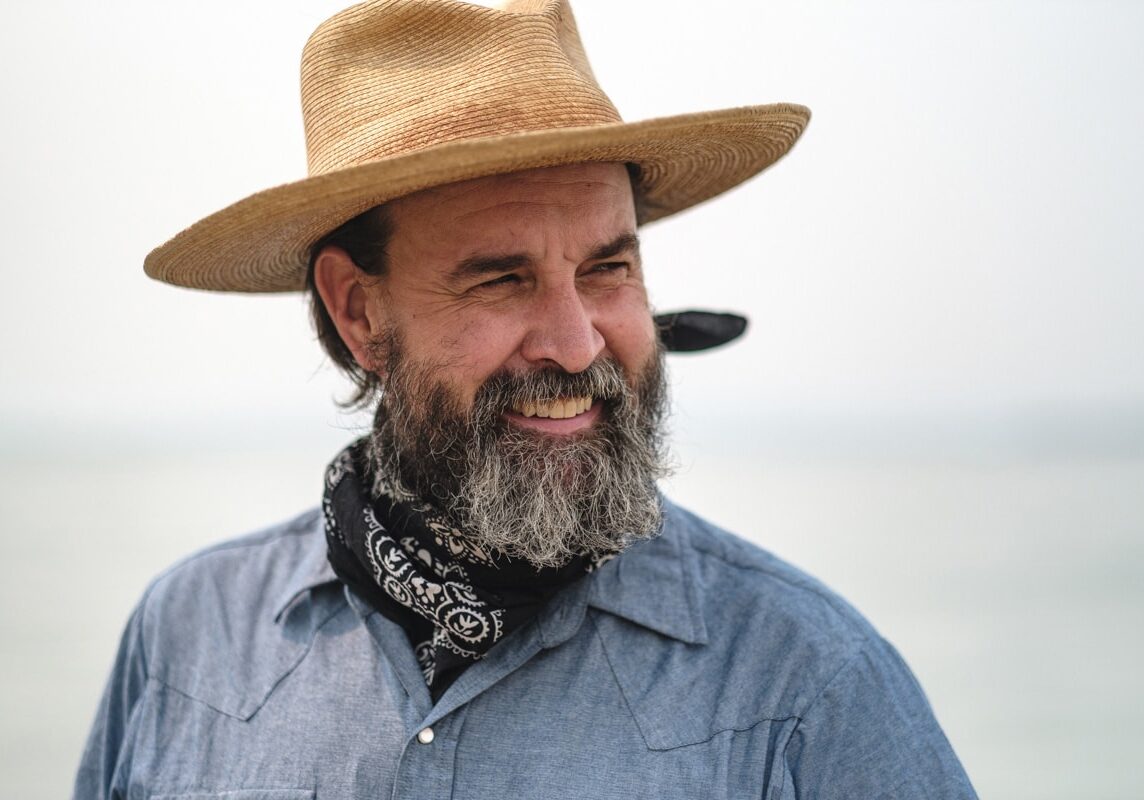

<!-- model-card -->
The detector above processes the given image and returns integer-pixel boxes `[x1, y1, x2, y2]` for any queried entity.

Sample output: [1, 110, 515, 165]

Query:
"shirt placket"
[354, 576, 595, 799]
[390, 705, 468, 800]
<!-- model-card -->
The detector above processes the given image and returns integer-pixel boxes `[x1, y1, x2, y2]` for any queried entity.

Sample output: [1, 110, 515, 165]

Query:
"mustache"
[471, 359, 631, 418]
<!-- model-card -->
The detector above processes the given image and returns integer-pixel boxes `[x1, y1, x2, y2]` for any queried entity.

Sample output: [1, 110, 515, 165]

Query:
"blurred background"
[2, 0, 1142, 797]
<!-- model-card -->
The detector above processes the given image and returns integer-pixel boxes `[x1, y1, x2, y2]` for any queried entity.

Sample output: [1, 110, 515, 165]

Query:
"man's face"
[356, 163, 669, 566]
[364, 162, 657, 418]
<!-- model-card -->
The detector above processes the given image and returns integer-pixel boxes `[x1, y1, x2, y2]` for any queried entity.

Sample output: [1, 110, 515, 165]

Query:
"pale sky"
[2, 0, 1142, 451]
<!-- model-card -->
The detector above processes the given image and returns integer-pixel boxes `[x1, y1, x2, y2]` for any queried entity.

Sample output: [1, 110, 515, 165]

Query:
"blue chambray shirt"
[74, 500, 976, 799]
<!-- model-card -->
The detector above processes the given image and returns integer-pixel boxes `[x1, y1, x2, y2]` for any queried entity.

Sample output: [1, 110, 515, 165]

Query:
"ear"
[312, 246, 386, 372]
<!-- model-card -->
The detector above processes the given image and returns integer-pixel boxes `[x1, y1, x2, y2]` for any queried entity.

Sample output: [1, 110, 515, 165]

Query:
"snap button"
[417, 727, 435, 745]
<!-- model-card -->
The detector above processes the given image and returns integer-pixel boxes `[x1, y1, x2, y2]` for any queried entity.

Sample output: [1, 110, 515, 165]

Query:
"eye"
[477, 273, 521, 289]
[583, 261, 630, 283]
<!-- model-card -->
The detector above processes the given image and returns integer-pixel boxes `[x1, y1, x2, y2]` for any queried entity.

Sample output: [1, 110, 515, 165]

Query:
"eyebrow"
[448, 232, 641, 282]
[588, 232, 641, 264]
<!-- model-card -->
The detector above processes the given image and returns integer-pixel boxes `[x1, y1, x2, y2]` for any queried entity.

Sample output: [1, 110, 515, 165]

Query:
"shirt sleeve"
[72, 603, 148, 800]
[782, 636, 977, 799]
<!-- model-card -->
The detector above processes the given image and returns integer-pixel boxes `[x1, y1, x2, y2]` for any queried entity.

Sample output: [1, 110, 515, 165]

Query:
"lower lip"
[504, 401, 603, 434]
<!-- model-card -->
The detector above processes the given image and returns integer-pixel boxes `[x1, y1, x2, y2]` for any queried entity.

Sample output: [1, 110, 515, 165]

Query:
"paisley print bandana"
[323, 439, 615, 698]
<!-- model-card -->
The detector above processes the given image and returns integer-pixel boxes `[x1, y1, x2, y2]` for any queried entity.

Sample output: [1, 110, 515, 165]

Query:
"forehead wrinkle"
[449, 193, 606, 225]
[447, 212, 599, 269]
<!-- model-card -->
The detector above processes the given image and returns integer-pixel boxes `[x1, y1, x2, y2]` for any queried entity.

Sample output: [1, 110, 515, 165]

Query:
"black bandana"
[323, 439, 615, 698]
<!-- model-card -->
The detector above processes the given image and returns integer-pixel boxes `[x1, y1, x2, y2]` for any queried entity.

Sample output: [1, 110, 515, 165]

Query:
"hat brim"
[144, 103, 809, 293]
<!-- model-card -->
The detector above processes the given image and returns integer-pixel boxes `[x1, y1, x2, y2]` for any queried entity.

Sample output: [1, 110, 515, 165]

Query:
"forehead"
[384, 163, 637, 259]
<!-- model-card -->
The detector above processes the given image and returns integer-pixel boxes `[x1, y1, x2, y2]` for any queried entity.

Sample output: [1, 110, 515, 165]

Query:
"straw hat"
[144, 0, 810, 293]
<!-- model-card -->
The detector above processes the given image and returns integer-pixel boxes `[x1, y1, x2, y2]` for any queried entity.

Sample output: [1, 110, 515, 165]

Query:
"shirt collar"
[272, 515, 340, 623]
[271, 500, 710, 646]
[587, 500, 709, 645]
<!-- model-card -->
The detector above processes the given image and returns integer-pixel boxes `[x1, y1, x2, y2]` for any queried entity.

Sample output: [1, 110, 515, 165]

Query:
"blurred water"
[2, 440, 1141, 799]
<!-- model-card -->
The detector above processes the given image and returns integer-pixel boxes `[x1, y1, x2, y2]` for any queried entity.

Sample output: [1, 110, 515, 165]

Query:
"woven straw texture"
[145, 0, 810, 293]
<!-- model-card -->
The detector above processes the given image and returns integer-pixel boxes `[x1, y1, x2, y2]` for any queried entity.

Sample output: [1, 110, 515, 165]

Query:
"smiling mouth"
[511, 395, 594, 419]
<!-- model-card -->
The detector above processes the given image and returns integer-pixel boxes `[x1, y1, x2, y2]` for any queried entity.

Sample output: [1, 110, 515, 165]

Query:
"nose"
[518, 283, 605, 373]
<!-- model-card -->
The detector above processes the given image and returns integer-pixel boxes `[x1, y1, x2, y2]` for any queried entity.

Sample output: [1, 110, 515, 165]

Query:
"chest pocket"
[592, 612, 803, 751]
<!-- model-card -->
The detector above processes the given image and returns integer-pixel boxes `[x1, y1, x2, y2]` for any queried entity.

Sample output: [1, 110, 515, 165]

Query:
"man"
[76, 0, 976, 797]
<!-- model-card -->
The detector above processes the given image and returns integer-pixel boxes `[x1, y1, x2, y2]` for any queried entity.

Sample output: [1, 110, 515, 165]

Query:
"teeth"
[513, 396, 593, 419]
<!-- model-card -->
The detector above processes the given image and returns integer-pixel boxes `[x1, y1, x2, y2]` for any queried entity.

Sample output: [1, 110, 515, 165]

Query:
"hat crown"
[300, 0, 622, 175]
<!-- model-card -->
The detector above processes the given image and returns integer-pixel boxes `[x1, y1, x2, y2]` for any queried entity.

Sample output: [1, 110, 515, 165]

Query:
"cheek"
[601, 294, 657, 366]
[434, 316, 526, 388]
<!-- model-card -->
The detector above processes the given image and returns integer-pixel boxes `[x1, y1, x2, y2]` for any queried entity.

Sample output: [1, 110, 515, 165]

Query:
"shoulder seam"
[688, 538, 874, 646]
[145, 509, 319, 586]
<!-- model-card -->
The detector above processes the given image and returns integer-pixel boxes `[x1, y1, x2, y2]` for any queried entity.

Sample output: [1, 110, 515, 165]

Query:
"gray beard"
[365, 333, 672, 568]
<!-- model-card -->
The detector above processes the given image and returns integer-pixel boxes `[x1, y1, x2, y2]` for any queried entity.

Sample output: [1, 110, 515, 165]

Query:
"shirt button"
[417, 727, 435, 745]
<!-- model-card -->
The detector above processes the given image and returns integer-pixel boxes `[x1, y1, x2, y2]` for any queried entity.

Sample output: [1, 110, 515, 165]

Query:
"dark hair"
[305, 203, 395, 407]
[305, 163, 649, 407]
